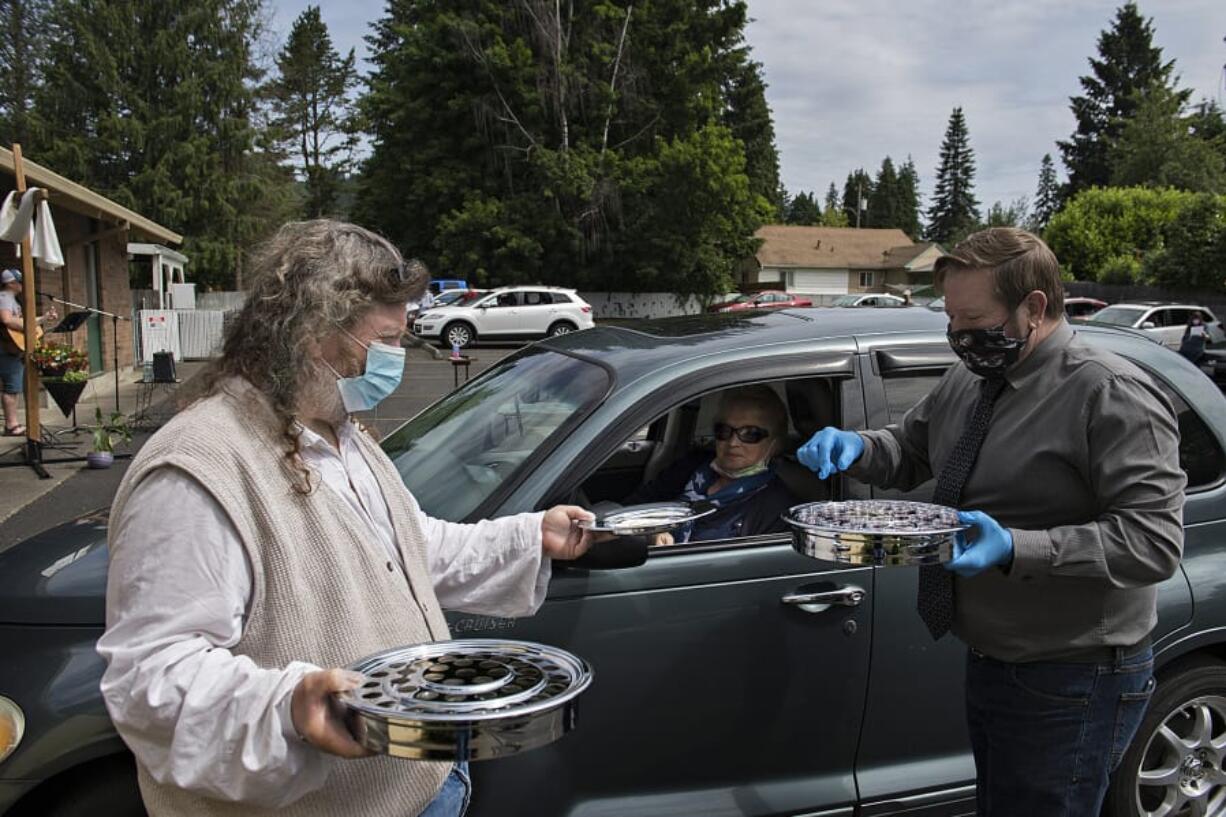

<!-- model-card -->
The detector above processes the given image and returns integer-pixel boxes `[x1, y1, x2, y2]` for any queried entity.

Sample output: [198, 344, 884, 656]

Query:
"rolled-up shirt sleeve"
[97, 468, 333, 808]
[1009, 374, 1186, 586]
[414, 496, 550, 617]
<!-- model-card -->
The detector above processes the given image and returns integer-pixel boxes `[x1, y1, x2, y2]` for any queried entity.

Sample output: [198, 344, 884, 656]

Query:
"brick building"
[1, 147, 182, 375]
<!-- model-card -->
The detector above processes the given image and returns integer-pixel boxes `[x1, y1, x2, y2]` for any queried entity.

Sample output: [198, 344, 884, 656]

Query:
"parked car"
[707, 290, 813, 312]
[3, 308, 1226, 817]
[1064, 296, 1107, 318]
[412, 286, 594, 348]
[830, 293, 907, 308]
[1089, 302, 1226, 349]
[926, 295, 945, 312]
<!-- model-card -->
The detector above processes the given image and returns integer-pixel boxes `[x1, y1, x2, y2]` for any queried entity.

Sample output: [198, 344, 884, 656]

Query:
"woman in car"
[625, 385, 798, 544]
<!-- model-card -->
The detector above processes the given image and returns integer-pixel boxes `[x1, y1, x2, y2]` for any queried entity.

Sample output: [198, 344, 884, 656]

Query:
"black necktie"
[917, 376, 1008, 640]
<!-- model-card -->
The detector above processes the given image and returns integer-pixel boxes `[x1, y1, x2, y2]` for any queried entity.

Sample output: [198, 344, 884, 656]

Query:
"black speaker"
[152, 351, 177, 383]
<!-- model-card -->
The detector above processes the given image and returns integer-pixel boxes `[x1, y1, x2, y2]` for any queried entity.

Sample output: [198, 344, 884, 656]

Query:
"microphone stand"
[40, 290, 128, 414]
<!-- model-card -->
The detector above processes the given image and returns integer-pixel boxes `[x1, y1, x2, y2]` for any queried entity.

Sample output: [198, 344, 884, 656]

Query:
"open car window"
[577, 376, 844, 551]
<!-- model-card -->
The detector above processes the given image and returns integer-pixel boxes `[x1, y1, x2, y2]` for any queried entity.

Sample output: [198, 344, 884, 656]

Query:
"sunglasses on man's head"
[713, 423, 770, 444]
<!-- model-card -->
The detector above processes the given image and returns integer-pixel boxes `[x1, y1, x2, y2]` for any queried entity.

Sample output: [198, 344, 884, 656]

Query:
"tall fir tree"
[1108, 82, 1226, 193]
[783, 191, 821, 225]
[0, 0, 49, 146]
[925, 107, 980, 245]
[1058, 2, 1188, 196]
[268, 5, 359, 218]
[867, 157, 901, 231]
[33, 0, 296, 288]
[841, 169, 872, 226]
[822, 182, 848, 226]
[898, 155, 922, 239]
[356, 0, 773, 296]
[724, 57, 784, 220]
[1031, 153, 1060, 232]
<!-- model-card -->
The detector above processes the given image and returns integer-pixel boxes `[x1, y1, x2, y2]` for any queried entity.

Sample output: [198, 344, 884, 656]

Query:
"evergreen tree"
[867, 157, 901, 230]
[986, 197, 1029, 228]
[784, 191, 821, 225]
[724, 57, 784, 220]
[356, 0, 773, 296]
[1058, 2, 1187, 196]
[822, 182, 848, 226]
[268, 5, 359, 218]
[925, 107, 980, 245]
[841, 169, 872, 226]
[897, 156, 922, 239]
[0, 0, 49, 146]
[1031, 153, 1060, 232]
[1109, 82, 1226, 193]
[33, 0, 294, 288]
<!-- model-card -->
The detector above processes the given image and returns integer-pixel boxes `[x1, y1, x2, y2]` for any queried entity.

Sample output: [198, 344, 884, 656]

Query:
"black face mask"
[946, 322, 1031, 378]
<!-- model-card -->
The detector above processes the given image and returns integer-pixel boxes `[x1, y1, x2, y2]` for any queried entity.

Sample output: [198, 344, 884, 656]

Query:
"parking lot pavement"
[0, 344, 518, 550]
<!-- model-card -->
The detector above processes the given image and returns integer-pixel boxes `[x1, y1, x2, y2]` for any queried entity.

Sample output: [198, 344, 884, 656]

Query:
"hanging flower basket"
[42, 378, 88, 418]
[28, 341, 88, 380]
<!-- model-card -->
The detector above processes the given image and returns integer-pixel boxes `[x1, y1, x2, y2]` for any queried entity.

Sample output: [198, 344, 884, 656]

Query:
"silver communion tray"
[577, 501, 716, 536]
[782, 500, 968, 567]
[337, 639, 593, 761]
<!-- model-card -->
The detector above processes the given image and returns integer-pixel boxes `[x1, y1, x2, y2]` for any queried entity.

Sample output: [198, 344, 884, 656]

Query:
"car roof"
[539, 309, 1168, 385]
[488, 285, 579, 293]
[1106, 302, 1213, 310]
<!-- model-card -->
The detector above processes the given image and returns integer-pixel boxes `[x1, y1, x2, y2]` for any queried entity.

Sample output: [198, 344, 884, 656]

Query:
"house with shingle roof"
[740, 225, 945, 303]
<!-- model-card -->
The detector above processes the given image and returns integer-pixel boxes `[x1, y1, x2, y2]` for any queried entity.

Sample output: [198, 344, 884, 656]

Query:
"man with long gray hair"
[98, 220, 595, 816]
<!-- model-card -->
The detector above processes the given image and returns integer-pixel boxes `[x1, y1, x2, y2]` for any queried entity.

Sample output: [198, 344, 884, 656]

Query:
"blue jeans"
[0, 351, 22, 395]
[418, 761, 471, 817]
[966, 645, 1155, 816]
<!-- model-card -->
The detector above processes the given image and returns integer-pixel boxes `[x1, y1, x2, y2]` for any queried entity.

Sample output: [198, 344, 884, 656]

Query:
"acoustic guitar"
[0, 324, 44, 354]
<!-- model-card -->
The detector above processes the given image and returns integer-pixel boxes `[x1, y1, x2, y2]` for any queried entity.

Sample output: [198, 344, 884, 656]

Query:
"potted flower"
[30, 341, 90, 417]
[87, 407, 132, 469]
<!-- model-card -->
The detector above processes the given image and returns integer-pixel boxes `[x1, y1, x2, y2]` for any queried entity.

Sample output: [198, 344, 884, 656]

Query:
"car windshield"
[831, 295, 860, 306]
[381, 349, 609, 520]
[1090, 306, 1147, 327]
[434, 290, 467, 306]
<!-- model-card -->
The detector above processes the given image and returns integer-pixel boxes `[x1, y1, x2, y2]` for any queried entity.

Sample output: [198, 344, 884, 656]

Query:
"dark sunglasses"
[713, 423, 770, 444]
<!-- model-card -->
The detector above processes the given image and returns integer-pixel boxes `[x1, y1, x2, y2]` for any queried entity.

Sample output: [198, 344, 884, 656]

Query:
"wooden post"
[11, 143, 40, 448]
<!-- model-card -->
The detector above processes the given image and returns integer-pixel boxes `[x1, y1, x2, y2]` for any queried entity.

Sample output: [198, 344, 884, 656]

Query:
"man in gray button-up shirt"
[798, 227, 1185, 816]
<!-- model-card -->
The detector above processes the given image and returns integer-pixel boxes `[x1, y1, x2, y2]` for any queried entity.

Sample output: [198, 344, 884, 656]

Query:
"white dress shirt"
[98, 421, 549, 808]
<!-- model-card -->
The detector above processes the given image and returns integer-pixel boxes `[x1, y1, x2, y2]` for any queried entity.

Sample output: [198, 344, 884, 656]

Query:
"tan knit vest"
[108, 379, 453, 816]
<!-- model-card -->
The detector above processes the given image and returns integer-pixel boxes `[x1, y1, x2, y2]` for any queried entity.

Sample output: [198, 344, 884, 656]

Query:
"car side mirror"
[1141, 321, 1156, 329]
[561, 534, 649, 570]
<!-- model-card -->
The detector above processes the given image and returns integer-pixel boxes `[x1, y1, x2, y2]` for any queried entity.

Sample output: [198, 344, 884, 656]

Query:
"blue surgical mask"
[328, 330, 406, 413]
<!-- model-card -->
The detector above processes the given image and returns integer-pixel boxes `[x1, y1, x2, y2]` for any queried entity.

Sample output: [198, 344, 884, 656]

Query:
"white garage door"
[791, 270, 848, 295]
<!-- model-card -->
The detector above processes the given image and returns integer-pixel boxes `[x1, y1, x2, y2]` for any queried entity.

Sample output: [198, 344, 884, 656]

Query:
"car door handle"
[781, 585, 866, 613]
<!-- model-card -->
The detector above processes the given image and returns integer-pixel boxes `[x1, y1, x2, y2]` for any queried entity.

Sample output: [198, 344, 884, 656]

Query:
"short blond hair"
[934, 227, 1063, 319]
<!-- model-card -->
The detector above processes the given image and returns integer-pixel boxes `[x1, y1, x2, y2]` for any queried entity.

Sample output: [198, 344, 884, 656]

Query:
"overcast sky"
[272, 0, 1226, 215]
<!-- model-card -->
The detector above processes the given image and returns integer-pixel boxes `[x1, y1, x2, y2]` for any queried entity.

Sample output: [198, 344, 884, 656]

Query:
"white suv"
[413, 286, 595, 349]
[1088, 302, 1226, 349]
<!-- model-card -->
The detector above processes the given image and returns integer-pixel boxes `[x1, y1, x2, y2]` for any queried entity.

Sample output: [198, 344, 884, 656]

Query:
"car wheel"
[444, 322, 475, 349]
[547, 321, 577, 338]
[1104, 658, 1226, 816]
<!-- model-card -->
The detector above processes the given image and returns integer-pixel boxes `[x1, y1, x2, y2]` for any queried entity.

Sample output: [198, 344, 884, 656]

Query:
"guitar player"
[0, 268, 57, 436]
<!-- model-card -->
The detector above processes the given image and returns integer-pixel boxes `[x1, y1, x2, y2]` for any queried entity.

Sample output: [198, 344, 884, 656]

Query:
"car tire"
[1103, 657, 1226, 816]
[443, 321, 475, 349]
[546, 321, 577, 338]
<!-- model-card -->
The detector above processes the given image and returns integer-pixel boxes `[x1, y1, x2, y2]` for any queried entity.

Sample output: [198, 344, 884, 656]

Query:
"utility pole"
[856, 179, 862, 228]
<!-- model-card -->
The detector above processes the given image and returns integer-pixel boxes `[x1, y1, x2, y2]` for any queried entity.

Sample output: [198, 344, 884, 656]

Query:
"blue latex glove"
[796, 427, 865, 479]
[945, 510, 1014, 578]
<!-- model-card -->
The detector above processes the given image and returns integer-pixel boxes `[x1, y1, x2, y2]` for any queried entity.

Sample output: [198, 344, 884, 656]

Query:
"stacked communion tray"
[338, 639, 593, 761]
[782, 499, 968, 566]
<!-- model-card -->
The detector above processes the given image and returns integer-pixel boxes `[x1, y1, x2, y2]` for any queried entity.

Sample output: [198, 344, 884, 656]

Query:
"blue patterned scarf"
[676, 459, 774, 543]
